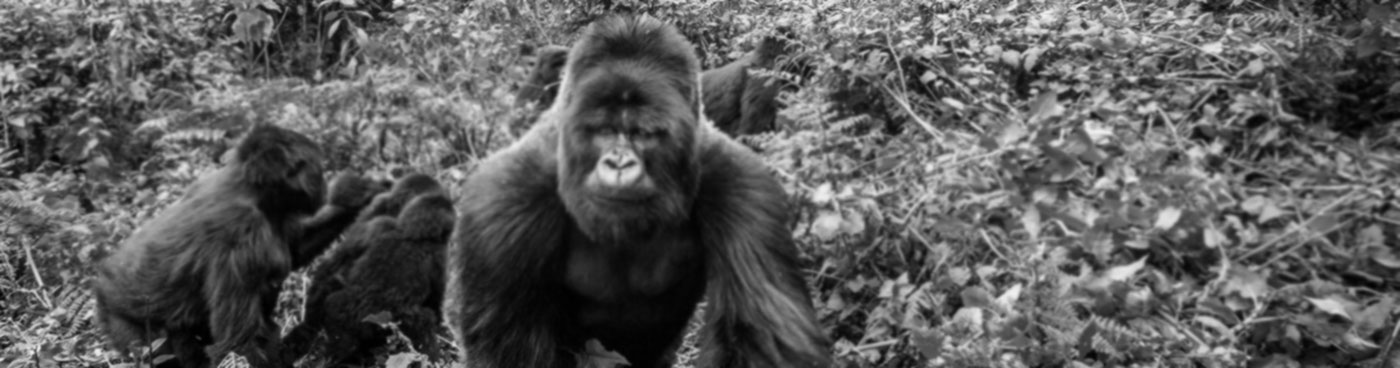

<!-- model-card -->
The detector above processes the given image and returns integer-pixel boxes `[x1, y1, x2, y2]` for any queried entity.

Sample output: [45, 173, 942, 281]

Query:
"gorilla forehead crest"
[565, 15, 701, 107]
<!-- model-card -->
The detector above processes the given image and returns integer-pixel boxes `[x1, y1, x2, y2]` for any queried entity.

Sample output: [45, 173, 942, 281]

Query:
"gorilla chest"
[563, 231, 707, 346]
[563, 231, 702, 302]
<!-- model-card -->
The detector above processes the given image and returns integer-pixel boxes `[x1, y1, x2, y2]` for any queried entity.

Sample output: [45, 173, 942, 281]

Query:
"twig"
[21, 236, 53, 309]
[1238, 189, 1359, 261]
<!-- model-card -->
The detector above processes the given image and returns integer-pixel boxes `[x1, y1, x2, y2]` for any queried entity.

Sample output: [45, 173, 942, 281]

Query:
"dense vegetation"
[3, 0, 1399, 367]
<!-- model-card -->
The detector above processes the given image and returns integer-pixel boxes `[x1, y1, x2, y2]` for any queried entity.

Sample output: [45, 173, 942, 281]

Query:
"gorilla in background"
[282, 173, 447, 365]
[514, 32, 797, 137]
[700, 31, 797, 135]
[445, 15, 831, 368]
[300, 173, 445, 290]
[93, 125, 385, 368]
[515, 44, 572, 109]
[283, 186, 456, 367]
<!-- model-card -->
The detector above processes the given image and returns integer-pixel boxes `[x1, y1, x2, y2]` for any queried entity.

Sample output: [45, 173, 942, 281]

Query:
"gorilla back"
[445, 15, 832, 368]
[93, 125, 383, 368]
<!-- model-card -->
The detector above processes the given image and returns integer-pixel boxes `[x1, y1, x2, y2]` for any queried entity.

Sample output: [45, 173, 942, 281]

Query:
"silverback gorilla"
[284, 174, 453, 366]
[445, 15, 831, 368]
[93, 125, 385, 368]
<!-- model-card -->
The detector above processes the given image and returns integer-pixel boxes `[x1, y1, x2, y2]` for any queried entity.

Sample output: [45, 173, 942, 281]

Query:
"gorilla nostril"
[603, 154, 636, 170]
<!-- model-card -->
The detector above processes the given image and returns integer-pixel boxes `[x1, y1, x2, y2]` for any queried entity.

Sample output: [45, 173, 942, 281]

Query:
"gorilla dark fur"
[701, 31, 797, 135]
[300, 173, 445, 285]
[445, 15, 831, 368]
[516, 44, 572, 109]
[514, 32, 797, 137]
[284, 174, 454, 366]
[93, 125, 385, 368]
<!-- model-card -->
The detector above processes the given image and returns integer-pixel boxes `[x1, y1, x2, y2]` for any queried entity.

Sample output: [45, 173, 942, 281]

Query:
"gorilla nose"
[597, 151, 643, 187]
[602, 153, 637, 170]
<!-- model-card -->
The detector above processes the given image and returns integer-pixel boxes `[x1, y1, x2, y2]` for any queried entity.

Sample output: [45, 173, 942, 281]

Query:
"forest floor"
[2, 0, 1400, 367]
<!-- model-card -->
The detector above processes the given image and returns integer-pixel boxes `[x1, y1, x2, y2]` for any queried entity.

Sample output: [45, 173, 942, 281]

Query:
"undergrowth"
[2, 0, 1398, 367]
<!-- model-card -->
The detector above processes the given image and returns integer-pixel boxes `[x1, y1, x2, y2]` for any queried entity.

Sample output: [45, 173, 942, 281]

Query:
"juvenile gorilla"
[296, 173, 445, 294]
[93, 125, 384, 368]
[445, 15, 831, 368]
[284, 184, 456, 367]
[515, 44, 571, 109]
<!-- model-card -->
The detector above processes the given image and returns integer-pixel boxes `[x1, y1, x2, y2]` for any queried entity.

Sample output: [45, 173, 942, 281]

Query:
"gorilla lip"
[591, 190, 654, 203]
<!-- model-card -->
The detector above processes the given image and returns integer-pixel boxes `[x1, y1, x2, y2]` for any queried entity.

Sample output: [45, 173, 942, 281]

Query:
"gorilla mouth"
[592, 190, 655, 203]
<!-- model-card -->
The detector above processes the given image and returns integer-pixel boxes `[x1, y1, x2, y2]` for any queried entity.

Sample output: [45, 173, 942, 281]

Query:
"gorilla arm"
[701, 64, 746, 132]
[445, 124, 575, 367]
[286, 173, 386, 269]
[187, 198, 292, 364]
[693, 128, 832, 368]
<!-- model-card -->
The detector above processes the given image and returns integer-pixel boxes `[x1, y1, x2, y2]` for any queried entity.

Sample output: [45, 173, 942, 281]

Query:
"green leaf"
[1305, 297, 1353, 320]
[384, 353, 424, 368]
[1154, 207, 1181, 230]
[910, 328, 944, 359]
[1223, 266, 1270, 299]
[960, 286, 995, 309]
[811, 210, 842, 241]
